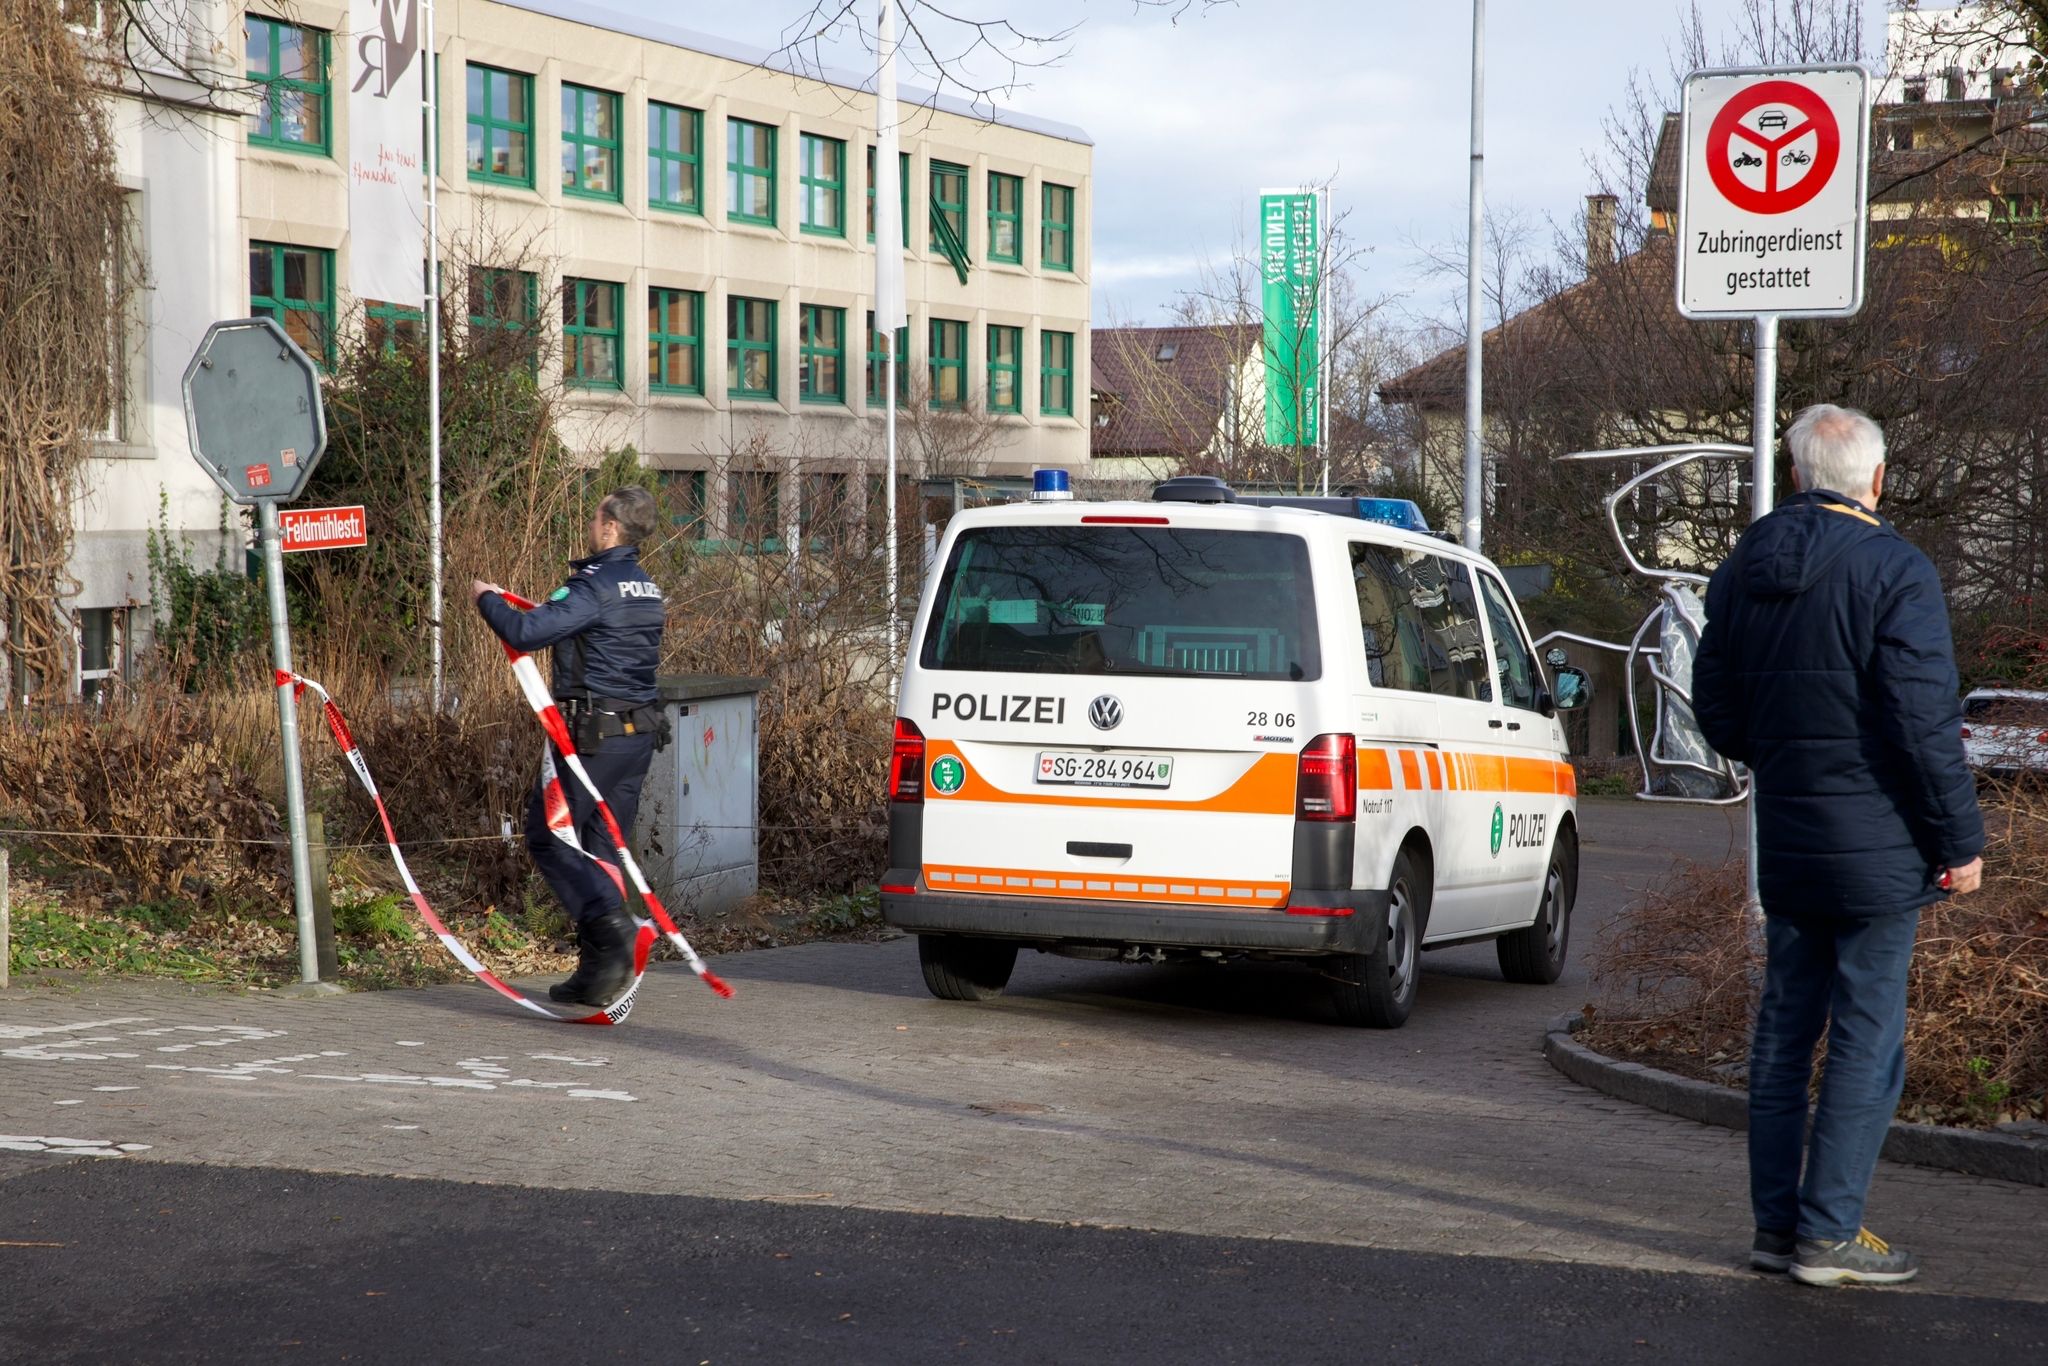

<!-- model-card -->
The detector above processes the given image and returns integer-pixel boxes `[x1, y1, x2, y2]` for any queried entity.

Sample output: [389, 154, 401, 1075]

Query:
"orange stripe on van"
[1397, 749, 1422, 791]
[924, 865, 1290, 909]
[1358, 748, 1394, 791]
[1425, 751, 1444, 790]
[924, 742, 1297, 815]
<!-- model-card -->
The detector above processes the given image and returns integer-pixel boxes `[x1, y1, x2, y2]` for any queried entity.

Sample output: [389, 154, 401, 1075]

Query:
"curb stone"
[1543, 1012, 2048, 1189]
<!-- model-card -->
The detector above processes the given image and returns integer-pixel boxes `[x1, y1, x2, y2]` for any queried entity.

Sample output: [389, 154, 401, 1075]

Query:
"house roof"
[1387, 97, 2048, 413]
[1646, 98, 2048, 212]
[500, 0, 1093, 146]
[1090, 324, 1260, 458]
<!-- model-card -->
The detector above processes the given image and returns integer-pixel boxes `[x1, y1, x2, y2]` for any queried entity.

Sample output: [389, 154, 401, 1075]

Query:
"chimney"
[1585, 193, 1618, 271]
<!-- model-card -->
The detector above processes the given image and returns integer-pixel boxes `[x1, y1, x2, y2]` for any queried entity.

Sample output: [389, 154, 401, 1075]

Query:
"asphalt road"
[4, 797, 2044, 1362]
[4, 1159, 2044, 1365]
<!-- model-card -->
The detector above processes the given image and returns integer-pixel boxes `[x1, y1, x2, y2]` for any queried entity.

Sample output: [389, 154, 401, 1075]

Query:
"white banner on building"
[347, 0, 426, 306]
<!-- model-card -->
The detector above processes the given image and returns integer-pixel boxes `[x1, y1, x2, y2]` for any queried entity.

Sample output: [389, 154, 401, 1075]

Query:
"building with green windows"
[236, 0, 1094, 545]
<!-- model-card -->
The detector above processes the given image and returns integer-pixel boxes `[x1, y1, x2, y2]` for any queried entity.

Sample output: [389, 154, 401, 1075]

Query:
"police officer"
[472, 486, 667, 1006]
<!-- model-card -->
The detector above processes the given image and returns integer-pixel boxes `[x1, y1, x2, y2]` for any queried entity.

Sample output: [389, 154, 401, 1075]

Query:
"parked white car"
[1961, 688, 2048, 777]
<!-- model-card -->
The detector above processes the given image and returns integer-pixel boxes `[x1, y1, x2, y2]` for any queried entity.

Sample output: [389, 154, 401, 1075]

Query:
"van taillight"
[1961, 726, 1972, 739]
[890, 718, 926, 803]
[1297, 734, 1356, 822]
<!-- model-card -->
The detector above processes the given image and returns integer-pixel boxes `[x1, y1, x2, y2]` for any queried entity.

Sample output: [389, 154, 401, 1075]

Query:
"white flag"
[347, 0, 426, 306]
[873, 0, 907, 335]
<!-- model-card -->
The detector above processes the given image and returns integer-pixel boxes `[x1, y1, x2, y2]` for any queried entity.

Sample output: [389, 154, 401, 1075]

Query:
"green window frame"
[800, 134, 845, 237]
[245, 17, 330, 155]
[562, 278, 622, 389]
[560, 83, 621, 201]
[987, 324, 1021, 414]
[365, 299, 423, 355]
[648, 101, 702, 213]
[467, 267, 539, 366]
[866, 311, 909, 407]
[249, 241, 334, 369]
[866, 147, 910, 245]
[727, 295, 778, 401]
[657, 470, 708, 538]
[930, 161, 968, 251]
[800, 304, 846, 404]
[730, 469, 781, 550]
[1041, 328, 1074, 417]
[727, 118, 777, 226]
[466, 63, 533, 188]
[648, 287, 703, 395]
[988, 172, 1022, 265]
[928, 318, 966, 410]
[1042, 182, 1074, 271]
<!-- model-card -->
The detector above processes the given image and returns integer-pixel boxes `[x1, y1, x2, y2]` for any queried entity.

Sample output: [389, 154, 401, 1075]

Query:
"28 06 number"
[1245, 711, 1297, 729]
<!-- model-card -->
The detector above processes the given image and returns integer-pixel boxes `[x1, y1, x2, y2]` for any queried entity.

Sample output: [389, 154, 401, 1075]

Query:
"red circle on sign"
[1705, 79, 1840, 216]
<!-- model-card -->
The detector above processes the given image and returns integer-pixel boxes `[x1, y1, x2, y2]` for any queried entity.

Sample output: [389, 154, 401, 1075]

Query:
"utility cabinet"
[638, 674, 765, 917]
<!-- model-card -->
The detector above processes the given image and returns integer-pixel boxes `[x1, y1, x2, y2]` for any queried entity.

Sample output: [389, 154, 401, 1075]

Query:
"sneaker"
[1789, 1228, 1919, 1287]
[1750, 1229, 1797, 1273]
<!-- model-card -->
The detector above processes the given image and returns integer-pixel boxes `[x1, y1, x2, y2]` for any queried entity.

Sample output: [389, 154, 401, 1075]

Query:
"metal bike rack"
[1534, 443, 1752, 805]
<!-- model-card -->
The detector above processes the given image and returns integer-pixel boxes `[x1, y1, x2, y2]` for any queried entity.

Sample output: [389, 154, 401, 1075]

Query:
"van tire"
[1497, 834, 1576, 985]
[918, 934, 1019, 1001]
[1330, 847, 1426, 1029]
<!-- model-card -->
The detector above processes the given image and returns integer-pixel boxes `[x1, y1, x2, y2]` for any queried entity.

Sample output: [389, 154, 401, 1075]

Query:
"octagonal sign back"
[181, 316, 327, 504]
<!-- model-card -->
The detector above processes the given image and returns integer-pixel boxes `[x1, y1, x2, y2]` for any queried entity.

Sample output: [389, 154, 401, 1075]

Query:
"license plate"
[1035, 751, 1174, 788]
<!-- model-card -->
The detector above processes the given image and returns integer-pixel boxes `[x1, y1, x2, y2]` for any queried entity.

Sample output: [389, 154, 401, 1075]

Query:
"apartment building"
[30, 2, 247, 704]
[238, 0, 1095, 540]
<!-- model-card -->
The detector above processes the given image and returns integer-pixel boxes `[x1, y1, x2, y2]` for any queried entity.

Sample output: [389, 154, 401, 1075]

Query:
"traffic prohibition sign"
[1704, 79, 1840, 215]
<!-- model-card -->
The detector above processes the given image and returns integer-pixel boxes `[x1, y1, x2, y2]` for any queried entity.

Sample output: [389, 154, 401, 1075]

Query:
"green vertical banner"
[1260, 190, 1320, 448]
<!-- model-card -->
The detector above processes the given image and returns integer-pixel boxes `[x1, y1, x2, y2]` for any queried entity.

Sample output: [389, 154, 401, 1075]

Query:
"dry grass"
[1582, 788, 2048, 1128]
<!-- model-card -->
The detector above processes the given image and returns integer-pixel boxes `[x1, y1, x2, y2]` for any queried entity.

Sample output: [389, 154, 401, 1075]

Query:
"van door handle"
[1507, 721, 1523, 731]
[1068, 841, 1133, 859]
[1488, 719, 1504, 729]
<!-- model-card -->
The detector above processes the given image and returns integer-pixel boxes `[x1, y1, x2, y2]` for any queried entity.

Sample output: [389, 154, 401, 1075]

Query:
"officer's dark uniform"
[476, 544, 666, 1002]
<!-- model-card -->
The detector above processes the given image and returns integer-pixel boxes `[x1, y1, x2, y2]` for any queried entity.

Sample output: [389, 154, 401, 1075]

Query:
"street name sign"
[1676, 65, 1869, 319]
[278, 506, 368, 553]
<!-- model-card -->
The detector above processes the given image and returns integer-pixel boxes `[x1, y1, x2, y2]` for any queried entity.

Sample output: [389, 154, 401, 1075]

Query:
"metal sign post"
[181, 317, 331, 986]
[1677, 64, 1868, 911]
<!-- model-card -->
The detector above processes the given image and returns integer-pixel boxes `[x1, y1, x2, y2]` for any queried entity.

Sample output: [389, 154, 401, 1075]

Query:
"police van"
[880, 475, 1590, 1027]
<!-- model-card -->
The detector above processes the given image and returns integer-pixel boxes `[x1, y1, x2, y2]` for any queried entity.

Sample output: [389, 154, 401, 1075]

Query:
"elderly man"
[1693, 404, 1983, 1288]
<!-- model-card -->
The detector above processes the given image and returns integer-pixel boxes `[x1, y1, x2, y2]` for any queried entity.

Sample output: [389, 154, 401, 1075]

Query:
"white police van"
[880, 475, 1589, 1027]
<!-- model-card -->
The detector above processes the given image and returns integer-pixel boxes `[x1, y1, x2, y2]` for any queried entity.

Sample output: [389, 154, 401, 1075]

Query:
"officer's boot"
[548, 910, 636, 1005]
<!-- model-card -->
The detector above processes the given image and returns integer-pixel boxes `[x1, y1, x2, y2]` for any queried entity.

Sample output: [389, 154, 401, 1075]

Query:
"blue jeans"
[1748, 908, 1919, 1243]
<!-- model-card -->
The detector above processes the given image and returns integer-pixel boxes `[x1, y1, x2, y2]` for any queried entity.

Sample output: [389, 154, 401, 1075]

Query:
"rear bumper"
[880, 874, 1386, 956]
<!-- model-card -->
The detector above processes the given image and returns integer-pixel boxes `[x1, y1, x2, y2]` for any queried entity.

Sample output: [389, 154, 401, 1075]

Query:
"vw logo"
[1088, 695, 1123, 731]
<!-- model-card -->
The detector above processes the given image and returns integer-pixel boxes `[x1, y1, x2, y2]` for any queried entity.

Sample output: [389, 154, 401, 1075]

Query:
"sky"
[601, 0, 1897, 331]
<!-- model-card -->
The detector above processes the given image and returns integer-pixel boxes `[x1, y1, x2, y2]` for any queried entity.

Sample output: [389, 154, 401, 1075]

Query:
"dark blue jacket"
[1693, 489, 1982, 915]
[476, 545, 665, 705]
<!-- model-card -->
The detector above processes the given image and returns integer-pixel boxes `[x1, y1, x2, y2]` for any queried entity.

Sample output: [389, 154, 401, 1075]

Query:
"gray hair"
[1786, 404, 1885, 497]
[598, 485, 659, 546]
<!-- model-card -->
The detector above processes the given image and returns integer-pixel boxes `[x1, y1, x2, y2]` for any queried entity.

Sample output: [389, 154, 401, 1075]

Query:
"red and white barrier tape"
[278, 590, 732, 1025]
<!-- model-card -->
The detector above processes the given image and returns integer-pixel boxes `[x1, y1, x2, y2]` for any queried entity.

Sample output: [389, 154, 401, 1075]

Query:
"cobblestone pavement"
[4, 798, 2043, 1305]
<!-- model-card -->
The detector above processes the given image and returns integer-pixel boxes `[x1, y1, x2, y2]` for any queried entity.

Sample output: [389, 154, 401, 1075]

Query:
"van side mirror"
[1552, 666, 1591, 712]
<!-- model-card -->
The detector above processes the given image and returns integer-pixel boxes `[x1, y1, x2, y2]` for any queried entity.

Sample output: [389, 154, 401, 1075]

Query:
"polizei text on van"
[932, 692, 1068, 724]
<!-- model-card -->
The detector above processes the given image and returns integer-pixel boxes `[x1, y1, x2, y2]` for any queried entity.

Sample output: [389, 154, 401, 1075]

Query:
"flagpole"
[424, 0, 445, 711]
[876, 0, 905, 689]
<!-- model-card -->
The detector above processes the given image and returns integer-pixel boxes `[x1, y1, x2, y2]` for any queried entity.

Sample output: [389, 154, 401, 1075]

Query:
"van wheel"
[918, 934, 1019, 1001]
[1498, 835, 1576, 985]
[1330, 848, 1427, 1028]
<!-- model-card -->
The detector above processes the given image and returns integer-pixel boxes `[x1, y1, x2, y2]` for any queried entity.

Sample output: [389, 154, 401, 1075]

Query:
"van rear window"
[921, 525, 1321, 680]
